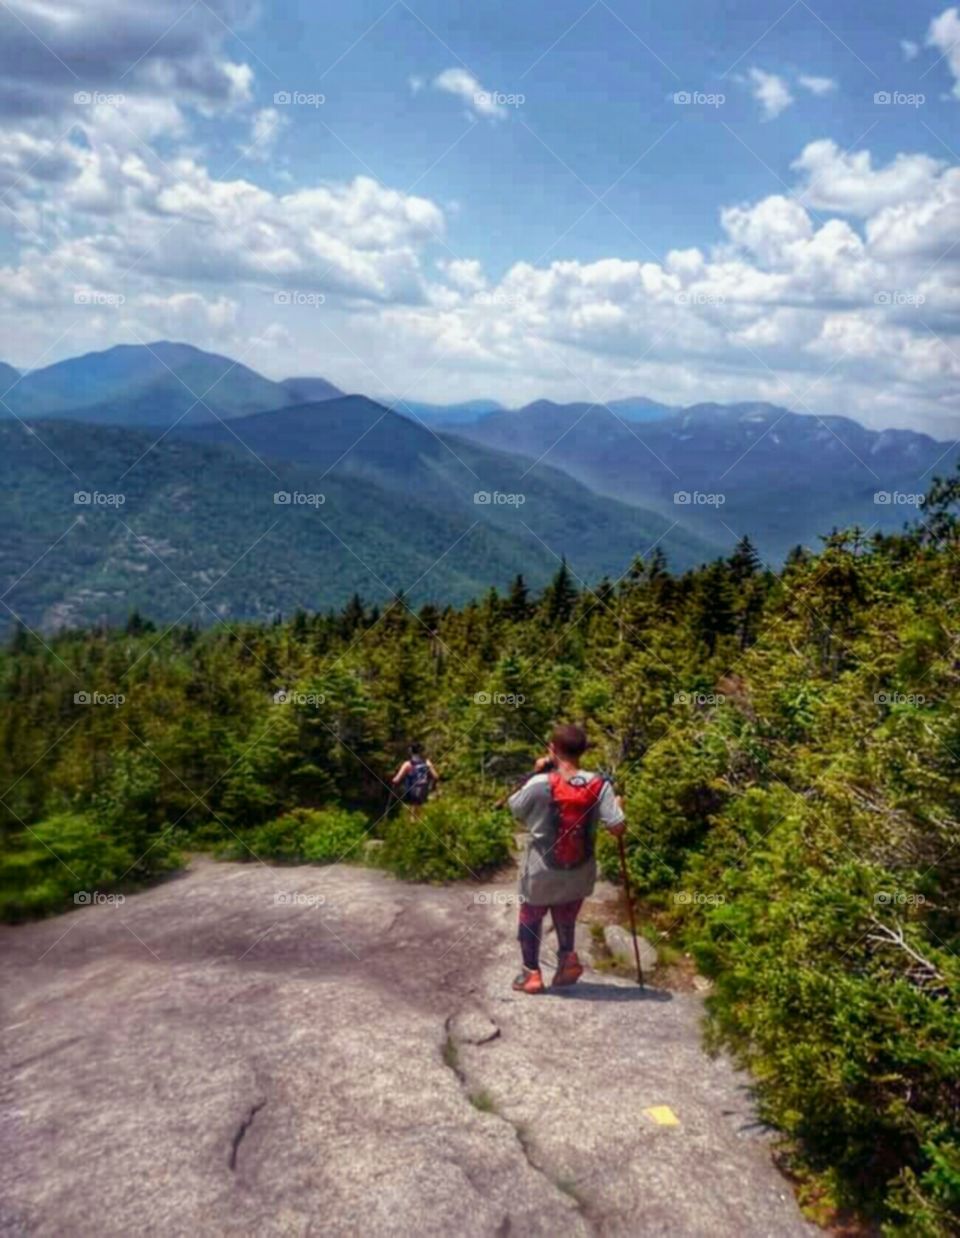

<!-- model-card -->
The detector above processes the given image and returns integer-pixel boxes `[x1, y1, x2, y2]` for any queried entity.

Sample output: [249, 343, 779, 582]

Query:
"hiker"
[391, 742, 439, 815]
[508, 723, 625, 994]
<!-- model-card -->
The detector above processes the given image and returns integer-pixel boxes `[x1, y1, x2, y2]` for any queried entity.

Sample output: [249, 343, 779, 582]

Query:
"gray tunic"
[509, 770, 624, 905]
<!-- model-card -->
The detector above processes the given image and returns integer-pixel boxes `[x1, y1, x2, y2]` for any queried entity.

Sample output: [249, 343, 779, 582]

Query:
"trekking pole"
[616, 833, 644, 988]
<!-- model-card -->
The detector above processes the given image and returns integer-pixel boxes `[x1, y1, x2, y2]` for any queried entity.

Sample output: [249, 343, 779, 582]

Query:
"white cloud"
[433, 68, 506, 121]
[243, 107, 287, 161]
[928, 7, 960, 99]
[0, 0, 255, 122]
[792, 140, 944, 215]
[746, 68, 794, 119]
[798, 74, 837, 96]
[901, 39, 920, 61]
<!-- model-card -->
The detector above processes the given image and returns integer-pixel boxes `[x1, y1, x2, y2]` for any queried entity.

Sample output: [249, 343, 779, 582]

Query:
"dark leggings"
[518, 899, 583, 969]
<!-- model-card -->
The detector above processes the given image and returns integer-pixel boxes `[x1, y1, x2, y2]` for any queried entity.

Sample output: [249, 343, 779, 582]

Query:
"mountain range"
[0, 340, 954, 631]
[447, 399, 954, 561]
[0, 399, 712, 633]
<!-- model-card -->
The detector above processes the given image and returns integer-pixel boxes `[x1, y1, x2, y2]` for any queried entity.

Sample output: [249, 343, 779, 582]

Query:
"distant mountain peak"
[280, 375, 343, 404]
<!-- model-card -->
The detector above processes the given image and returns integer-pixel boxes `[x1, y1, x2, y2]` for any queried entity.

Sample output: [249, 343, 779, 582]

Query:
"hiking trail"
[1, 857, 815, 1236]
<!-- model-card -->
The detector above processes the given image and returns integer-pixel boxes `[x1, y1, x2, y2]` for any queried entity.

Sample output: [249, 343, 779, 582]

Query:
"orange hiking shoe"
[552, 951, 584, 988]
[512, 967, 545, 994]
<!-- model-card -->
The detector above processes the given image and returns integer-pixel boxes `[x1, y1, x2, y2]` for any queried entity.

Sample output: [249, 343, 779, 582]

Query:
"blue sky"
[248, 0, 951, 271]
[0, 1, 959, 433]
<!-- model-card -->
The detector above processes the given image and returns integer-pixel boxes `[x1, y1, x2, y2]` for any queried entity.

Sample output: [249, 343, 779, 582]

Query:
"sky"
[0, 0, 959, 434]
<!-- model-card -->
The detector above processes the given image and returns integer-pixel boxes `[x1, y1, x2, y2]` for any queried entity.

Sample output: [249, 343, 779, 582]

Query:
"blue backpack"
[403, 755, 433, 805]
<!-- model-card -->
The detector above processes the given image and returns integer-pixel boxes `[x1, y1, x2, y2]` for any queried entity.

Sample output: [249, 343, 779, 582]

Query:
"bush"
[0, 813, 181, 922]
[379, 795, 513, 883]
[216, 806, 370, 865]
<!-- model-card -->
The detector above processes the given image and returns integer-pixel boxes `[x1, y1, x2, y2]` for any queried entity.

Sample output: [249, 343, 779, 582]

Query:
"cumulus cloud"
[792, 140, 945, 216]
[746, 68, 794, 119]
[242, 107, 287, 161]
[798, 74, 837, 96]
[433, 68, 507, 120]
[927, 7, 960, 99]
[0, 0, 255, 122]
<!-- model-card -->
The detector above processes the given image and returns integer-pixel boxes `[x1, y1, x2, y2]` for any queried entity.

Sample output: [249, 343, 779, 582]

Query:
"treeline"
[1, 473, 959, 1232]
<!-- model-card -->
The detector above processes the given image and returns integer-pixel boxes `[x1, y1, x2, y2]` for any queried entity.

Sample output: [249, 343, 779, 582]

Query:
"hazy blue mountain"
[180, 396, 717, 578]
[386, 398, 504, 426]
[0, 362, 20, 395]
[455, 400, 957, 562]
[281, 376, 343, 404]
[2, 342, 291, 427]
[0, 399, 715, 631]
[605, 396, 676, 421]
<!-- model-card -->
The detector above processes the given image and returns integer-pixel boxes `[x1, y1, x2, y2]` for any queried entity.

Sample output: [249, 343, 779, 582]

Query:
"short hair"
[409, 741, 423, 756]
[550, 724, 588, 761]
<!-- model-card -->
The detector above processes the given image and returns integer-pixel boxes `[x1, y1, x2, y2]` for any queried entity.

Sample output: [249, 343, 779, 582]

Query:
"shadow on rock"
[548, 981, 673, 1002]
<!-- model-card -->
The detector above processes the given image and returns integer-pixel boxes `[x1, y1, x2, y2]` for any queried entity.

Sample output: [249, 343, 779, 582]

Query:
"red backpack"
[545, 772, 605, 869]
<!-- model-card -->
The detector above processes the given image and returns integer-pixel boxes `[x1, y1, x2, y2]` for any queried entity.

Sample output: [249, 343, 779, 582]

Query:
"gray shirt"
[509, 770, 624, 906]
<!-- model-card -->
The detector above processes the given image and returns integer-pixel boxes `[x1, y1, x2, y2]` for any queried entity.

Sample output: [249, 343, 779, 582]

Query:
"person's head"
[409, 741, 423, 758]
[548, 723, 588, 765]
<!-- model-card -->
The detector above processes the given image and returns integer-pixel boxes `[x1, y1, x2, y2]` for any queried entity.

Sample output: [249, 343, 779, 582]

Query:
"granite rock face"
[1, 859, 814, 1236]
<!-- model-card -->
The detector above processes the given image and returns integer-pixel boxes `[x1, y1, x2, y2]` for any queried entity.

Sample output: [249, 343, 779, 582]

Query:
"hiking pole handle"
[617, 834, 644, 988]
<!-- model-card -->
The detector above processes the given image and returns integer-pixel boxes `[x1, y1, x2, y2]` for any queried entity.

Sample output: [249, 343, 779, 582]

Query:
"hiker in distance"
[391, 742, 439, 816]
[508, 723, 625, 994]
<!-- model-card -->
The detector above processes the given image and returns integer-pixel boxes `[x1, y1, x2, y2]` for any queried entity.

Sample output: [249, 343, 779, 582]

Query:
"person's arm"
[507, 778, 535, 824]
[426, 760, 439, 782]
[392, 760, 411, 786]
[597, 780, 626, 837]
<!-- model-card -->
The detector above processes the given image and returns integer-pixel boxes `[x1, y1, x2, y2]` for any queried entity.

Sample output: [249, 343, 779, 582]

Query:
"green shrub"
[0, 813, 181, 922]
[216, 806, 370, 865]
[379, 796, 513, 883]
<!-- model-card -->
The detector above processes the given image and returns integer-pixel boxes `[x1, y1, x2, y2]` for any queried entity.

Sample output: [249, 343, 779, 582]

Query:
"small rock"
[692, 975, 713, 994]
[449, 1010, 500, 1046]
[604, 925, 658, 973]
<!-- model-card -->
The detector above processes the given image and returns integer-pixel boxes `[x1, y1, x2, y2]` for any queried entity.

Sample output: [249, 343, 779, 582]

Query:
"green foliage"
[379, 797, 513, 883]
[0, 813, 180, 921]
[217, 807, 370, 865]
[1, 467, 959, 1229]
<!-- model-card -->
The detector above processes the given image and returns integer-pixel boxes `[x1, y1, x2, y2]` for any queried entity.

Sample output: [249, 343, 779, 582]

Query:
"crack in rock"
[441, 1008, 588, 1222]
[228, 1099, 266, 1171]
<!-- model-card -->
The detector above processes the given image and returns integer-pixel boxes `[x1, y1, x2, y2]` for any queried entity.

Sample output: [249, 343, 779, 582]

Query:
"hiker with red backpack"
[391, 742, 439, 816]
[508, 723, 625, 994]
